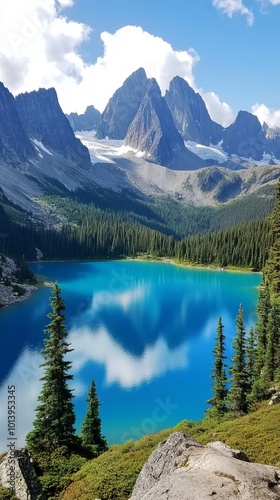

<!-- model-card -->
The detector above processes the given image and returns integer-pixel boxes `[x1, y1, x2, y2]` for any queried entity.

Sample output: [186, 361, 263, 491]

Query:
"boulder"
[269, 393, 280, 406]
[207, 441, 249, 461]
[0, 449, 42, 500]
[130, 432, 280, 500]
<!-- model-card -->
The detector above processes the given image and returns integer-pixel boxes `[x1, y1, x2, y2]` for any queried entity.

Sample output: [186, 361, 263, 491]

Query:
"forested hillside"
[0, 191, 274, 271]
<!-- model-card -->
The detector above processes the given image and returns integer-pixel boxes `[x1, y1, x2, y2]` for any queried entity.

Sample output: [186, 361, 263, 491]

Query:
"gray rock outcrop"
[0, 450, 42, 500]
[0, 82, 35, 165]
[96, 68, 149, 139]
[15, 88, 91, 169]
[67, 105, 101, 132]
[222, 110, 267, 160]
[165, 76, 222, 145]
[130, 432, 280, 500]
[125, 79, 205, 169]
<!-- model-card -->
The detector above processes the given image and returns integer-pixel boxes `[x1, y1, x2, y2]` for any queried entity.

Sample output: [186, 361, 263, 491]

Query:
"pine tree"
[80, 379, 108, 456]
[254, 284, 271, 375]
[228, 305, 249, 416]
[206, 317, 228, 418]
[26, 283, 77, 453]
[246, 327, 256, 394]
[263, 299, 280, 383]
[264, 180, 280, 296]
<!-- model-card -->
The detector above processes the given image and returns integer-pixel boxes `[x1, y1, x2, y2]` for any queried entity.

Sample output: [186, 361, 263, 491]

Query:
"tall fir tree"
[263, 299, 280, 383]
[246, 326, 257, 395]
[254, 284, 271, 375]
[228, 305, 249, 416]
[26, 283, 77, 453]
[206, 317, 228, 418]
[80, 379, 108, 456]
[264, 180, 280, 296]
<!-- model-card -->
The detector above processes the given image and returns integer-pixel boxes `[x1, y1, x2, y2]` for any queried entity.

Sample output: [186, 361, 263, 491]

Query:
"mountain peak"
[96, 68, 149, 140]
[125, 76, 205, 169]
[67, 105, 101, 132]
[165, 76, 222, 145]
[222, 110, 266, 160]
[0, 81, 35, 164]
[16, 88, 91, 169]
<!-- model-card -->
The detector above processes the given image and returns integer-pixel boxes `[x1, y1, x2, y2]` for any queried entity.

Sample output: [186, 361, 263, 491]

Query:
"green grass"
[61, 402, 280, 500]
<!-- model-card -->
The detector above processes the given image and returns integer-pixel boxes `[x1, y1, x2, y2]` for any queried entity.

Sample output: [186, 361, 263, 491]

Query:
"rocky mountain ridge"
[0, 72, 280, 217]
[67, 105, 101, 133]
[15, 88, 91, 170]
[0, 81, 96, 213]
[165, 75, 222, 145]
[96, 67, 149, 140]
[0, 82, 35, 165]
[71, 67, 280, 169]
[124, 77, 205, 168]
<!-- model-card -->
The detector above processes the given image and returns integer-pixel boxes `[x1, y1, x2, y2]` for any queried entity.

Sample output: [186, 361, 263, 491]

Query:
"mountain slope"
[16, 88, 91, 169]
[0, 82, 35, 164]
[96, 68, 149, 139]
[66, 105, 101, 132]
[222, 111, 267, 160]
[125, 79, 205, 169]
[165, 76, 222, 145]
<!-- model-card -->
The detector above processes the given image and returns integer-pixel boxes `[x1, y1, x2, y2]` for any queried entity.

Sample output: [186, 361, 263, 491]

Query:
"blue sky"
[0, 0, 280, 126]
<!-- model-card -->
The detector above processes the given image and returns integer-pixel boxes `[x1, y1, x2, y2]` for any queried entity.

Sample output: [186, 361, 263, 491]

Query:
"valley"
[1, 50, 280, 500]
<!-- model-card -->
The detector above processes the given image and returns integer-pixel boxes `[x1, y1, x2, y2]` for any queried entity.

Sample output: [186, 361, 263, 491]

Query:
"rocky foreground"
[1, 432, 280, 499]
[130, 433, 280, 500]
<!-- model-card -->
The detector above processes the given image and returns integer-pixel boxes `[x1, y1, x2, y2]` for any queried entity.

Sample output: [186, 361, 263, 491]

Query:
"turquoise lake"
[0, 261, 262, 448]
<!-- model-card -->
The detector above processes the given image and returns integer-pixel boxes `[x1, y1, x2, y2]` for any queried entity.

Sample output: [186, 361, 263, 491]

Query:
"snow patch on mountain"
[32, 139, 53, 156]
[185, 141, 228, 163]
[76, 131, 146, 164]
[245, 153, 280, 166]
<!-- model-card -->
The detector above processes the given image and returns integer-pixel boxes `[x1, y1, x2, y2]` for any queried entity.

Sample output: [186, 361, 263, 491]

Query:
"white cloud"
[212, 0, 254, 25]
[62, 25, 200, 114]
[0, 3, 200, 114]
[264, 0, 280, 4]
[252, 103, 280, 128]
[202, 91, 235, 127]
[0, 0, 90, 95]
[0, 1, 234, 125]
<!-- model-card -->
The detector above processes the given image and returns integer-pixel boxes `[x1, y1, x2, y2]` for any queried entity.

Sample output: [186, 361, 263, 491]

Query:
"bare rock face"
[96, 68, 149, 140]
[165, 76, 222, 145]
[66, 105, 101, 132]
[16, 88, 91, 169]
[207, 441, 249, 462]
[125, 79, 205, 169]
[222, 110, 267, 161]
[0, 82, 35, 165]
[0, 450, 42, 500]
[130, 432, 280, 500]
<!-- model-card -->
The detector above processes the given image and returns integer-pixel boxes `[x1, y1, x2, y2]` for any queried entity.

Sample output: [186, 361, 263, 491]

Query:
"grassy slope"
[61, 402, 280, 500]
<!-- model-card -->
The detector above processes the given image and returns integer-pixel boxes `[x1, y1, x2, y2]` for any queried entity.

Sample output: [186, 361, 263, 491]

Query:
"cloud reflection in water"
[69, 325, 188, 388]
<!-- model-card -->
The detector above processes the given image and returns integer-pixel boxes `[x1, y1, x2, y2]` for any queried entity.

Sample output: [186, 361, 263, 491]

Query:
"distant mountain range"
[0, 69, 280, 217]
[67, 68, 280, 168]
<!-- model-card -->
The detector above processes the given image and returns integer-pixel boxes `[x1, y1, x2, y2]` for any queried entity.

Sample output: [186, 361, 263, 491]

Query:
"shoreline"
[0, 283, 38, 310]
[124, 255, 262, 275]
[0, 256, 261, 311]
[29, 255, 262, 275]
